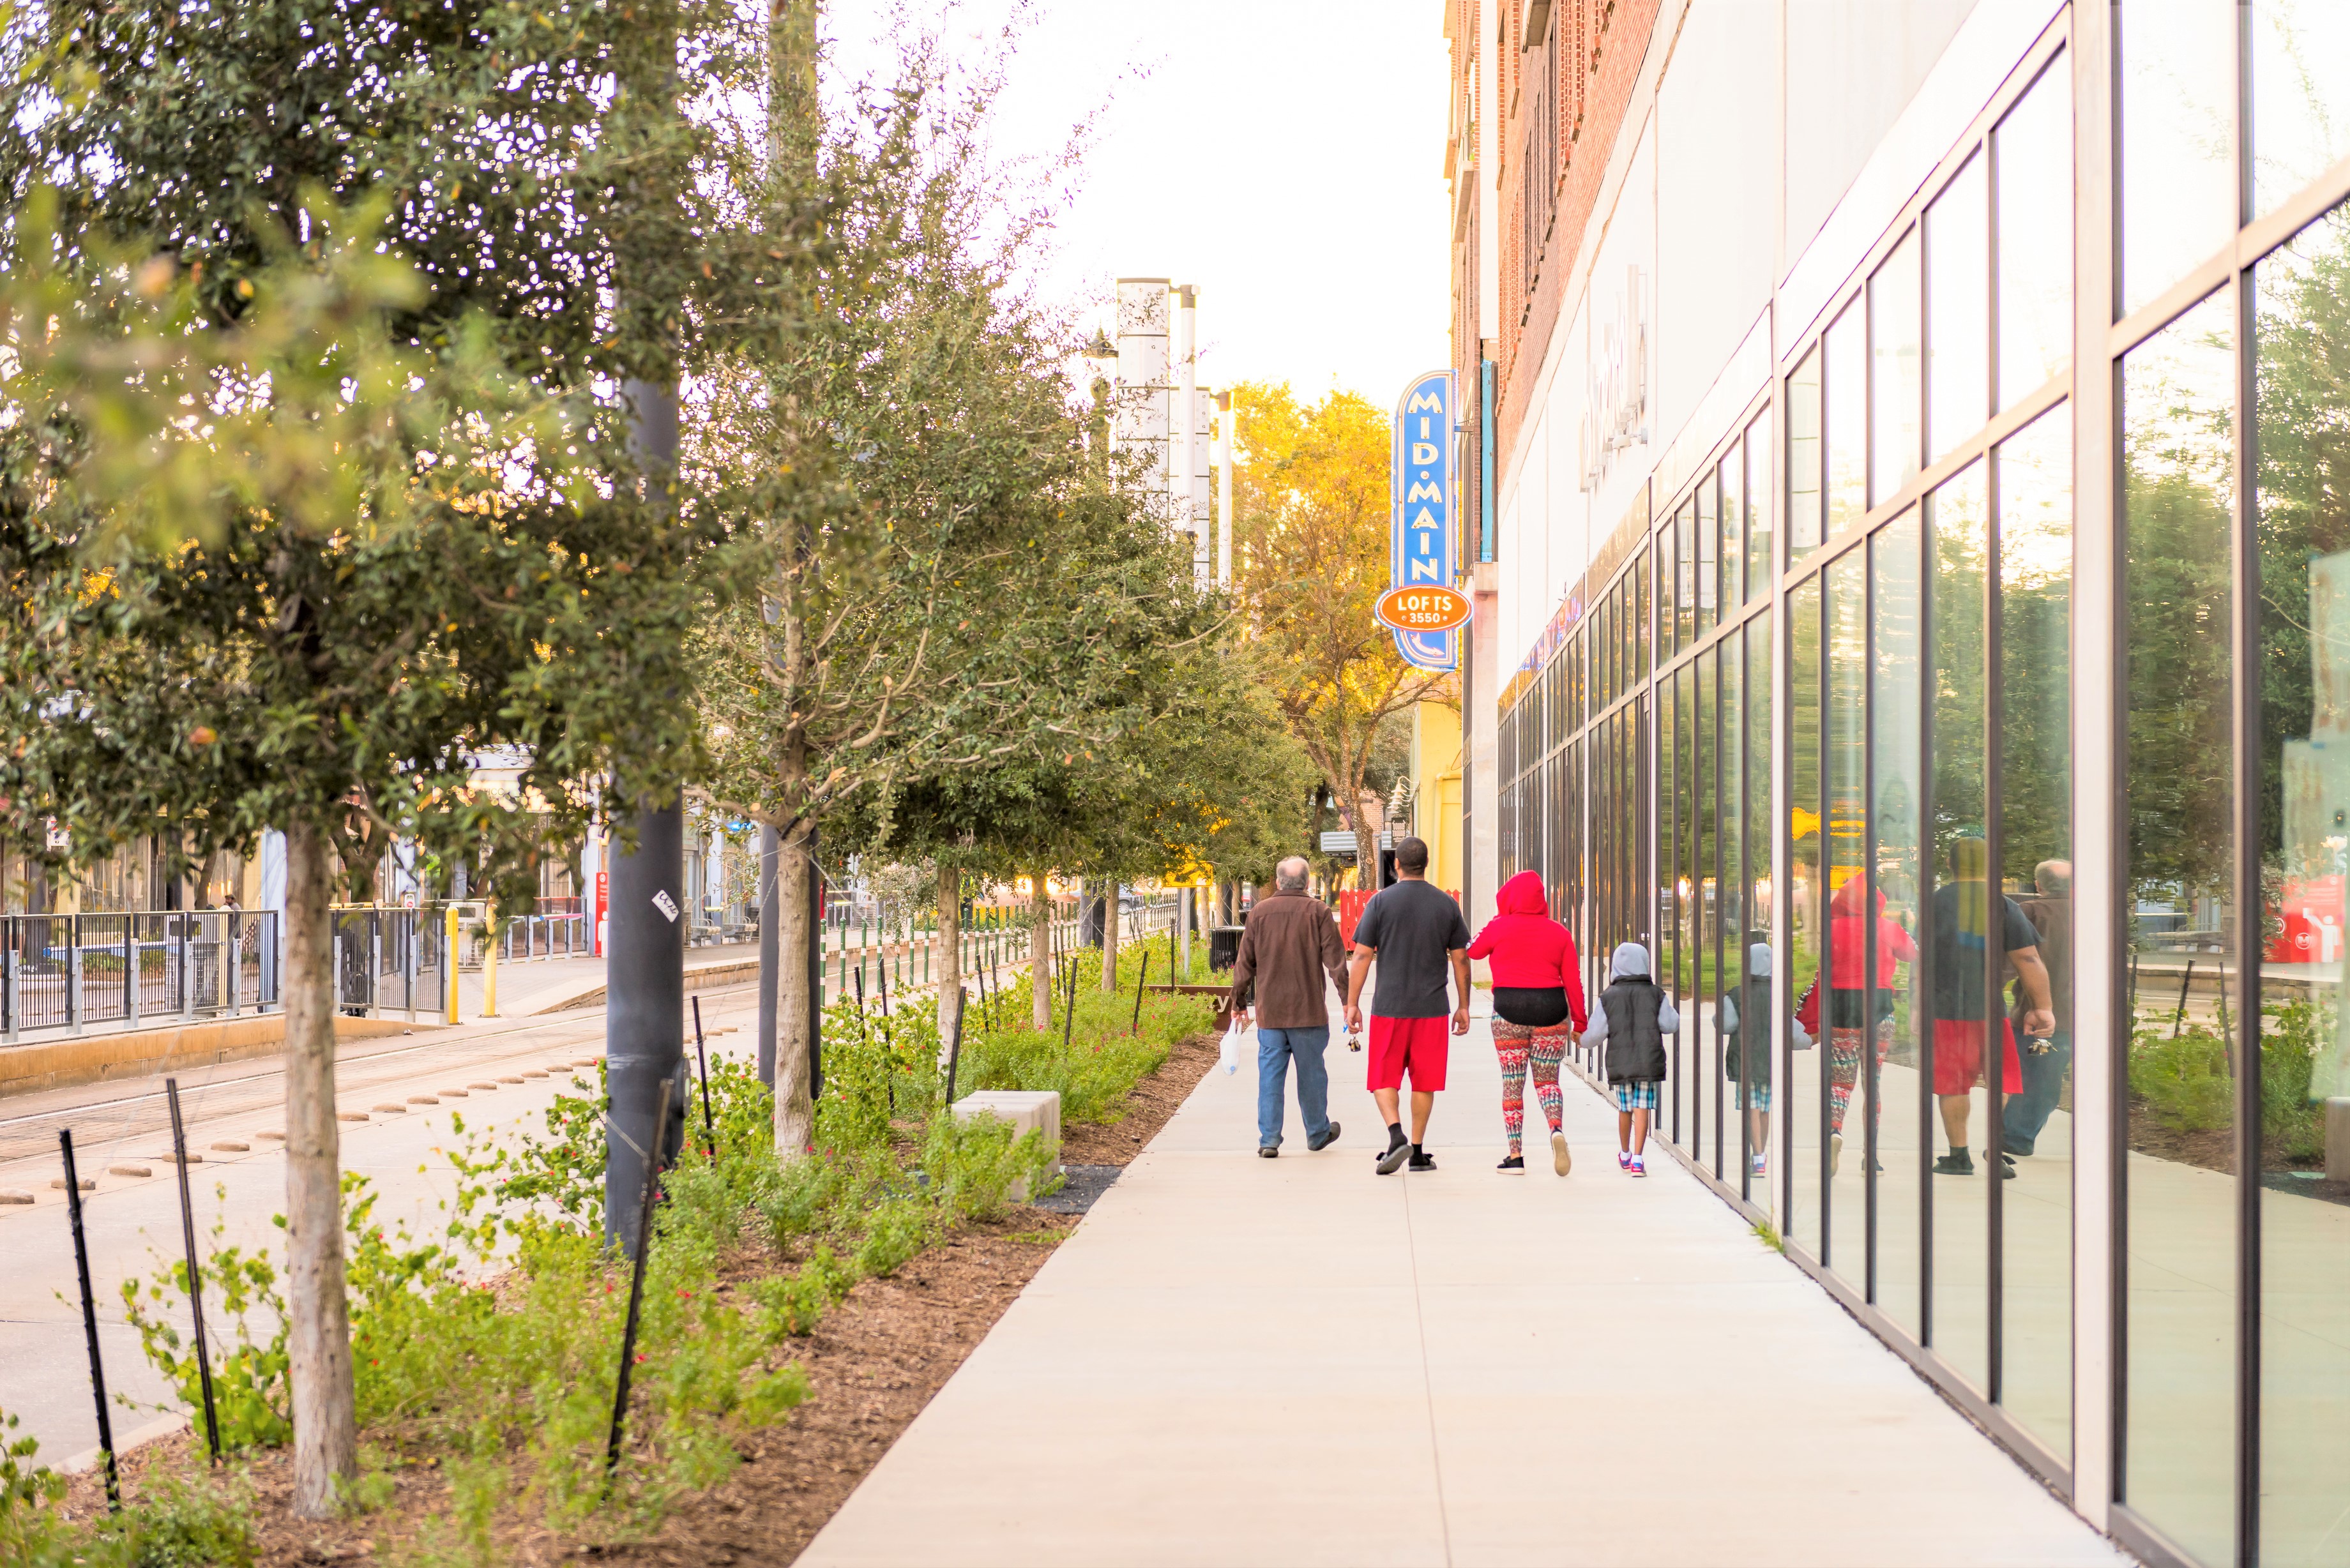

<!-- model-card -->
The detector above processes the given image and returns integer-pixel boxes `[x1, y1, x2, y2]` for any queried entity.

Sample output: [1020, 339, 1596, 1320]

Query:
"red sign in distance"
[1376, 585, 1473, 634]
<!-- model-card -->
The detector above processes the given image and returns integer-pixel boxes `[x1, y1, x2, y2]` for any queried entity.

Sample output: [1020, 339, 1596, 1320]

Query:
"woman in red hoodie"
[1794, 878, 1918, 1173]
[1465, 871, 1586, 1175]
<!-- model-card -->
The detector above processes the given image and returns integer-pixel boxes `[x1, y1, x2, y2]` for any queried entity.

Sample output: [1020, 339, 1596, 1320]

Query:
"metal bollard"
[445, 905, 461, 1024]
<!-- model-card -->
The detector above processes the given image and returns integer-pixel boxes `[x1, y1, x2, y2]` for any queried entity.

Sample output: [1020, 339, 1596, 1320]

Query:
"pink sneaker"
[1629, 1156, 1647, 1178]
[1617, 1150, 1632, 1171]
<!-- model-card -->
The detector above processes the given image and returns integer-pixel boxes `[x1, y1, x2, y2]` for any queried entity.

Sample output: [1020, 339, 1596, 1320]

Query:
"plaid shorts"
[1611, 1080, 1660, 1112]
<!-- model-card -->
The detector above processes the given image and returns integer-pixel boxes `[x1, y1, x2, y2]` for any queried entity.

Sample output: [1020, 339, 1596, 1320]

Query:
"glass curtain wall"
[1491, 6, 2350, 1558]
[1771, 38, 2075, 1471]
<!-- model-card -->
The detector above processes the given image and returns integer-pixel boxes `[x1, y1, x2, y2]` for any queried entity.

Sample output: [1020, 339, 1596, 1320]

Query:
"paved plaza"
[805, 1002, 2129, 1568]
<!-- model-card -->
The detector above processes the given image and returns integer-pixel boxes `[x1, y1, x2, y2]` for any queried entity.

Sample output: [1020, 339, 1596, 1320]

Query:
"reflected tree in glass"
[2254, 201, 2350, 1568]
[2121, 289, 2237, 1568]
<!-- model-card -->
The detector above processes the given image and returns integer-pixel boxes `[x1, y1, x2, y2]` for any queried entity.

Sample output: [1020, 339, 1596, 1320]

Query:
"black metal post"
[163, 1080, 220, 1463]
[604, 1079, 672, 1484]
[604, 799, 685, 1256]
[1130, 949, 1149, 1036]
[2174, 957, 2195, 1039]
[1062, 937, 1077, 1054]
[59, 1129, 119, 1511]
[756, 824, 779, 1088]
[807, 827, 822, 1104]
[943, 987, 967, 1107]
[690, 997, 716, 1157]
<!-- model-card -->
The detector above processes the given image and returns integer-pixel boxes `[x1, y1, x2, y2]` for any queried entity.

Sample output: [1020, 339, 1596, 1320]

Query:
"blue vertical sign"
[1390, 370, 1457, 671]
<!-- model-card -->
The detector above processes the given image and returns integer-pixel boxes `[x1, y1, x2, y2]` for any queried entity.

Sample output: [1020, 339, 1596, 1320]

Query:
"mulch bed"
[54, 1031, 1222, 1565]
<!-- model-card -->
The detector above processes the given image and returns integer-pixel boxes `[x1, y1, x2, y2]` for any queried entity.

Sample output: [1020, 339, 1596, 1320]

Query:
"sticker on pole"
[652, 890, 680, 923]
[1375, 585, 1472, 634]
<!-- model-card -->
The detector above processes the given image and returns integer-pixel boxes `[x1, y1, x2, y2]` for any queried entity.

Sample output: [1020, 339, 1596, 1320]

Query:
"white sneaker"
[1552, 1131, 1572, 1176]
[1830, 1132, 1843, 1177]
[1750, 1151, 1767, 1177]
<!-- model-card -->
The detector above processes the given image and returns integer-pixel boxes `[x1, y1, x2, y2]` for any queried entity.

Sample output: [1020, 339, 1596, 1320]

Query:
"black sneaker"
[1376, 1140, 1411, 1175]
[1307, 1122, 1341, 1152]
[1407, 1150, 1438, 1172]
[1933, 1150, 1975, 1176]
[1989, 1149, 2017, 1179]
[1496, 1154, 1525, 1172]
[1257, 1145, 1279, 1159]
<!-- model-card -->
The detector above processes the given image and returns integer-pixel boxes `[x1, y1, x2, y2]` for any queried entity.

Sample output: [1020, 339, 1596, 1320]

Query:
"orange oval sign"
[1376, 585, 1472, 633]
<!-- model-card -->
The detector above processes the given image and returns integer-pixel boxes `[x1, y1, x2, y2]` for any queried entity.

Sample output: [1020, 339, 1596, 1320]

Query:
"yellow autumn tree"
[1228, 379, 1452, 871]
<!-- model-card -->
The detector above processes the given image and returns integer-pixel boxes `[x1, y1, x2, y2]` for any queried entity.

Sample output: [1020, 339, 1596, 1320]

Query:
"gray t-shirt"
[1353, 880, 1471, 1018]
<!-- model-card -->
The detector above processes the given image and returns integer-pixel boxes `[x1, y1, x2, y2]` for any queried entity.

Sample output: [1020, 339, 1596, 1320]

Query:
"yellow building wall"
[1410, 698, 1464, 901]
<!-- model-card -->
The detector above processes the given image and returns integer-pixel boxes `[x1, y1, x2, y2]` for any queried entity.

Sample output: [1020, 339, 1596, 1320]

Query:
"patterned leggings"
[1490, 1020, 1570, 1157]
[1828, 1021, 1893, 1135]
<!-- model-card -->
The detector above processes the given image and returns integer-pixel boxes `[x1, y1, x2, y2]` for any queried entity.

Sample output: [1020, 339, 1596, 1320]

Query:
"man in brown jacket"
[1230, 856, 1347, 1157]
[2006, 859, 2074, 1157]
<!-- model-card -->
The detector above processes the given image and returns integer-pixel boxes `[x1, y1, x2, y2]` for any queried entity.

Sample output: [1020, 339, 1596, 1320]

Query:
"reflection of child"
[1721, 942, 1807, 1179]
[1582, 943, 1677, 1177]
[1794, 881, 1918, 1175]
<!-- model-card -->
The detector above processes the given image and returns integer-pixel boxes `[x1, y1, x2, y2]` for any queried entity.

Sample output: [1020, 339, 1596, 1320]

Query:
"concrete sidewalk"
[803, 1008, 2128, 1568]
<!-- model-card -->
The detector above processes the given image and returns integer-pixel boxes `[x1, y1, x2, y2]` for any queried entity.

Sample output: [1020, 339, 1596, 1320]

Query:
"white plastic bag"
[1218, 1017, 1248, 1075]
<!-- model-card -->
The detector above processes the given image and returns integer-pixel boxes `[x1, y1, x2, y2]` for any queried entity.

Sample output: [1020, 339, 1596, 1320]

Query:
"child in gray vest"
[1581, 942, 1678, 1177]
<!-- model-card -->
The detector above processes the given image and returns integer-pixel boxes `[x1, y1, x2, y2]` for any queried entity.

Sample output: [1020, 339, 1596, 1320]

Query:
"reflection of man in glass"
[2005, 861, 2073, 1158]
[1930, 836, 2054, 1177]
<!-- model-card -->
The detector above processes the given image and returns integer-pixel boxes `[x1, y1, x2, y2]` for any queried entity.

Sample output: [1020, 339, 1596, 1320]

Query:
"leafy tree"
[0, 0, 828, 1514]
[1228, 380, 1448, 883]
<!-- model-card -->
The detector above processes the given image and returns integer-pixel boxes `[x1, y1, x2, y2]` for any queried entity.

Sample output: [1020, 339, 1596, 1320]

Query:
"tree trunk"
[773, 831, 817, 1156]
[1099, 882, 1118, 991]
[1029, 867, 1052, 1031]
[282, 817, 356, 1518]
[935, 861, 963, 1066]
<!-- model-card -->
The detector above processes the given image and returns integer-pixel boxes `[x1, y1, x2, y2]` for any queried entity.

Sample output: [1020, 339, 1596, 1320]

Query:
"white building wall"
[1654, 0, 1778, 450]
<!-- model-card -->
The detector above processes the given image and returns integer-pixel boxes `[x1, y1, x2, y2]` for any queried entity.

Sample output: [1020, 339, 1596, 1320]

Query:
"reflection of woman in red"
[1796, 879, 1917, 1175]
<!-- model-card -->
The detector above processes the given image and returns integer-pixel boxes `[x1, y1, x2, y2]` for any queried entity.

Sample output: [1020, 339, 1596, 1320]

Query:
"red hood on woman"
[1826, 877, 1917, 988]
[1466, 871, 1587, 1029]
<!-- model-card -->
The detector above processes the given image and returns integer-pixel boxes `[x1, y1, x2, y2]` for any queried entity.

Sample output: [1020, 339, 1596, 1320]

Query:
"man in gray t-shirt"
[1343, 837, 1470, 1175]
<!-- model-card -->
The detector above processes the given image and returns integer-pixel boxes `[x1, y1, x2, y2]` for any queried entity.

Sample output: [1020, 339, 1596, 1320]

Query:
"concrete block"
[950, 1090, 1063, 1201]
[2327, 1097, 2350, 1184]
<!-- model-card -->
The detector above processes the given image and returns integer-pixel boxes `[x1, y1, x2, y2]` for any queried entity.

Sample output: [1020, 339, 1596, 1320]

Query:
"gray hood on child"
[1584, 944, 1678, 1043]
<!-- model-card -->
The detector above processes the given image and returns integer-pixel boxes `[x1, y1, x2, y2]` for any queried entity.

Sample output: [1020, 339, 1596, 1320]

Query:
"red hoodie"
[1826, 880, 1918, 989]
[1466, 871, 1588, 1030]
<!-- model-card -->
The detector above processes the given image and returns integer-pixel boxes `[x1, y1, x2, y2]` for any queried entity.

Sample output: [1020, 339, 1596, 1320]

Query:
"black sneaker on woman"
[1496, 1154, 1524, 1172]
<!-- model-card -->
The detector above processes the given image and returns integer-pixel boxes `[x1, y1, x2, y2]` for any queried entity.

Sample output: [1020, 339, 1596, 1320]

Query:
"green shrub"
[493, 1062, 609, 1223]
[114, 1459, 257, 1568]
[754, 1246, 856, 1338]
[819, 998, 940, 1152]
[2130, 1025, 2234, 1133]
[2129, 1000, 2332, 1163]
[955, 944, 1212, 1126]
[118, 1198, 291, 1452]
[0, 1410, 74, 1568]
[851, 1199, 934, 1279]
[919, 1113, 1058, 1225]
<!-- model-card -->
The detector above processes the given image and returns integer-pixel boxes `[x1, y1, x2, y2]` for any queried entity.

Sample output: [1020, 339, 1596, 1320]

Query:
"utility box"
[2328, 1097, 2350, 1184]
[950, 1090, 1062, 1202]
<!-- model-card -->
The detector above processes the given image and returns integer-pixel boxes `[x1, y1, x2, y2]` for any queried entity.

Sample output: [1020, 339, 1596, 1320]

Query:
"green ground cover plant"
[1, 939, 1210, 1560]
[2127, 997, 2329, 1163]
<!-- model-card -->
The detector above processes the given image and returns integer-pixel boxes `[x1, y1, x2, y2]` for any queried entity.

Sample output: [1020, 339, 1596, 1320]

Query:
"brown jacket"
[1227, 891, 1347, 1029]
[2015, 894, 2073, 1031]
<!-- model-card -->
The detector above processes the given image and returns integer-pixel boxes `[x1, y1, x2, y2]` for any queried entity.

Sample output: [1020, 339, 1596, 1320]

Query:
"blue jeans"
[1257, 1026, 1332, 1147]
[2005, 1028, 2072, 1154]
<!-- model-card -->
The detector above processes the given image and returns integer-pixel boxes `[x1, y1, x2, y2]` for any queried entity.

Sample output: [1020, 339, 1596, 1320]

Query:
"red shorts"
[1932, 1019, 2022, 1097]
[1368, 1015, 1450, 1092]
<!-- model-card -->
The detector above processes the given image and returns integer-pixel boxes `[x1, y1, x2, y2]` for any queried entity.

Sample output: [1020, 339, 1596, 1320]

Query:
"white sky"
[826, 1, 1453, 406]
